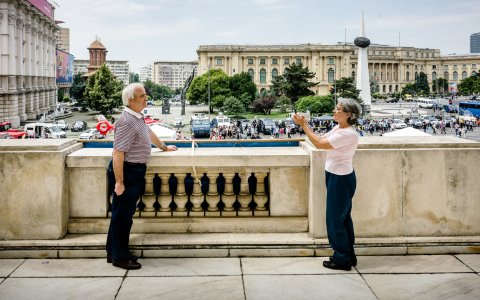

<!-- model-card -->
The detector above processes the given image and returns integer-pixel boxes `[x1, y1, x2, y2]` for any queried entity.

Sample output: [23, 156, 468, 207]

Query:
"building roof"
[88, 39, 106, 49]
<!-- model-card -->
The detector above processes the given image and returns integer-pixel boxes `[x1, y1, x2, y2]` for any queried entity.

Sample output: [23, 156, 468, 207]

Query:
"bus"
[459, 101, 480, 118]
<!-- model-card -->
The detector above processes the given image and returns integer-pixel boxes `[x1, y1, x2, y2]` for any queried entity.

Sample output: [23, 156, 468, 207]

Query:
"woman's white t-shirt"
[324, 125, 359, 175]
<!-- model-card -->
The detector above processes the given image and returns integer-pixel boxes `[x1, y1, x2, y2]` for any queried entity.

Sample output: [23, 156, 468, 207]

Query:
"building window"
[432, 65, 436, 69]
[406, 52, 410, 57]
[406, 71, 410, 81]
[295, 57, 302, 65]
[453, 64, 458, 70]
[351, 64, 355, 69]
[444, 65, 448, 69]
[260, 69, 266, 83]
[284, 68, 288, 74]
[328, 57, 335, 65]
[415, 72, 418, 79]
[272, 58, 278, 65]
[328, 68, 335, 83]
[215, 57, 223, 65]
[284, 58, 290, 65]
[453, 71, 458, 81]
[260, 58, 266, 65]
[352, 71, 355, 78]
[473, 71, 477, 76]
[472, 64, 477, 69]
[248, 69, 255, 80]
[432, 72, 437, 80]
[272, 68, 278, 80]
[444, 72, 449, 81]
[462, 64, 467, 69]
[462, 71, 467, 79]
[247, 58, 254, 65]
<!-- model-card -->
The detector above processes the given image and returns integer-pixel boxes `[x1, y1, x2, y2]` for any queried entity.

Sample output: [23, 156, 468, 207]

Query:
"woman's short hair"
[122, 83, 144, 106]
[338, 98, 361, 125]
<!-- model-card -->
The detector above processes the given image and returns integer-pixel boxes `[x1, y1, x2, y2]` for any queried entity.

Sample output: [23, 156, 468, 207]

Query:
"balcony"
[1, 137, 479, 258]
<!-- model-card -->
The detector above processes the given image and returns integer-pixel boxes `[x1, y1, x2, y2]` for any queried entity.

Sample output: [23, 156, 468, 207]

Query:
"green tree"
[211, 95, 227, 110]
[458, 72, 480, 95]
[187, 69, 231, 111]
[84, 64, 124, 116]
[143, 79, 174, 100]
[222, 96, 246, 115]
[129, 72, 139, 83]
[70, 72, 86, 104]
[229, 72, 257, 104]
[276, 95, 292, 113]
[415, 72, 430, 96]
[331, 77, 361, 101]
[401, 83, 416, 97]
[57, 88, 65, 102]
[271, 63, 318, 104]
[295, 95, 334, 114]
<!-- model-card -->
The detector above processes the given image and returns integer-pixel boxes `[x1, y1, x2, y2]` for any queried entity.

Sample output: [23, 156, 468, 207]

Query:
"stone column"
[6, 9, 20, 127]
[157, 174, 172, 217]
[254, 172, 269, 216]
[173, 174, 188, 216]
[16, 13, 26, 121]
[222, 173, 236, 217]
[205, 172, 220, 216]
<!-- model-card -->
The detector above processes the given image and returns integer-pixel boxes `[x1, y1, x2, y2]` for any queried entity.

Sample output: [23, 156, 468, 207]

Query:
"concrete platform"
[0, 255, 479, 299]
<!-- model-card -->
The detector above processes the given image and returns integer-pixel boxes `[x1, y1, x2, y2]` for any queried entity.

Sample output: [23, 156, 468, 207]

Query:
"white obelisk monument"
[355, 12, 372, 108]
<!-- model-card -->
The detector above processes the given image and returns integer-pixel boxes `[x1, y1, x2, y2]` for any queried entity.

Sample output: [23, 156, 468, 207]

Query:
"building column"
[6, 9, 20, 126]
[16, 9, 27, 121]
[24, 11, 34, 119]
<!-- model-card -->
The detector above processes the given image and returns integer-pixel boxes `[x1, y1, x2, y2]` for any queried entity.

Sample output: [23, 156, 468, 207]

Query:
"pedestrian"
[106, 83, 177, 270]
[292, 98, 360, 271]
[111, 116, 115, 124]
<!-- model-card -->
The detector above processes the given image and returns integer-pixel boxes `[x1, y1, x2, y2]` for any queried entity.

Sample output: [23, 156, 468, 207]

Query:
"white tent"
[149, 124, 176, 140]
[383, 127, 430, 137]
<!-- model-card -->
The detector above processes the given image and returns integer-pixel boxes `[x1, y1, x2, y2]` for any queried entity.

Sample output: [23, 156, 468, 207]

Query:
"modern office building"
[139, 64, 152, 83]
[471, 32, 480, 53]
[0, 0, 58, 127]
[152, 61, 198, 90]
[197, 44, 480, 96]
[55, 27, 70, 53]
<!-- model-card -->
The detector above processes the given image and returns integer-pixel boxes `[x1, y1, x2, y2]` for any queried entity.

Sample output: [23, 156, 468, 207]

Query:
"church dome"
[88, 39, 106, 49]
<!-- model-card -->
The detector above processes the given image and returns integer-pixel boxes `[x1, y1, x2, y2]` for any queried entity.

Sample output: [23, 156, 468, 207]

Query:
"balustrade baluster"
[142, 174, 156, 217]
[190, 177, 204, 217]
[157, 174, 172, 217]
[238, 172, 253, 216]
[206, 172, 220, 216]
[254, 172, 269, 216]
[222, 173, 236, 216]
[173, 174, 188, 216]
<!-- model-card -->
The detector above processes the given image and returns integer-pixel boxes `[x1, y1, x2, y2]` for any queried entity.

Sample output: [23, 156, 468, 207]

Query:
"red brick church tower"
[87, 38, 108, 74]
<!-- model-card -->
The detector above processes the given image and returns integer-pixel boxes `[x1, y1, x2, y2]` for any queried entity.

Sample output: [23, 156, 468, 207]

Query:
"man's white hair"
[122, 83, 144, 106]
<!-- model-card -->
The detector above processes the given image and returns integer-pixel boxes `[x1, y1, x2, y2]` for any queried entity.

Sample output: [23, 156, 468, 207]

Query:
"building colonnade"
[0, 0, 56, 127]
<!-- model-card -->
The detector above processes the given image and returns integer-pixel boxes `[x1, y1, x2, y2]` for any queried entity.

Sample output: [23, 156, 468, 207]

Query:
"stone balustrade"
[1, 136, 479, 243]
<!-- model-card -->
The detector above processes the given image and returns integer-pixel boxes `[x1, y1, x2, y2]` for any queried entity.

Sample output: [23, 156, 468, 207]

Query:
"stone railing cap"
[0, 139, 79, 151]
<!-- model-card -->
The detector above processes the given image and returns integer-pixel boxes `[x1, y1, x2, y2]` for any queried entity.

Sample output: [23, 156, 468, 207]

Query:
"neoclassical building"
[197, 44, 480, 96]
[0, 0, 57, 127]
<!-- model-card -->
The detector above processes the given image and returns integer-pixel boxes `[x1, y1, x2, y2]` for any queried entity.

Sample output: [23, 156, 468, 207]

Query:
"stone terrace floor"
[1, 255, 479, 299]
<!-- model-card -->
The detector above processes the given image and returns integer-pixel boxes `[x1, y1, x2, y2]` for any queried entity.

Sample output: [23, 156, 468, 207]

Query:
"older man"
[106, 83, 177, 270]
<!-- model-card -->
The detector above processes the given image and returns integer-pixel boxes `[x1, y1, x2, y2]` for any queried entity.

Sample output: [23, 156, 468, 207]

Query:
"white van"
[24, 123, 67, 139]
[416, 98, 434, 109]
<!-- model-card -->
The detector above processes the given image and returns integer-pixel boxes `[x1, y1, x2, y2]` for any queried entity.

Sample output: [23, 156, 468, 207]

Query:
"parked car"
[261, 119, 276, 135]
[79, 129, 103, 140]
[393, 119, 408, 129]
[71, 121, 87, 132]
[55, 120, 69, 130]
[173, 117, 183, 128]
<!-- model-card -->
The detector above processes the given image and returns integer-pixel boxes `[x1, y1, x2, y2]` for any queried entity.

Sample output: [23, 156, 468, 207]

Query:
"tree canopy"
[84, 64, 123, 116]
[271, 63, 318, 103]
[295, 95, 335, 114]
[458, 72, 480, 95]
[186, 69, 231, 110]
[331, 77, 361, 101]
[70, 72, 86, 105]
[143, 79, 174, 100]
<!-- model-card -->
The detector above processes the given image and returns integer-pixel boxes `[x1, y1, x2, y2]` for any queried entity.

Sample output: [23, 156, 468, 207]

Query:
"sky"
[54, 0, 480, 73]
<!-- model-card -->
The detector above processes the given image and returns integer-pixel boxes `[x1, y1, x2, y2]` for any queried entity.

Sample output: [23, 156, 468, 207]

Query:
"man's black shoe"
[107, 253, 138, 264]
[351, 254, 357, 267]
[323, 259, 351, 271]
[112, 259, 141, 270]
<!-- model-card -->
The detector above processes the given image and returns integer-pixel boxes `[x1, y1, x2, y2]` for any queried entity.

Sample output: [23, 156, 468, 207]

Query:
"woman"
[293, 98, 361, 271]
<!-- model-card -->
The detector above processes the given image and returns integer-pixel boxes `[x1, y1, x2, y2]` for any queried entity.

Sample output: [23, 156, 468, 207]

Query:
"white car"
[173, 117, 183, 127]
[55, 120, 69, 130]
[79, 129, 103, 140]
[393, 119, 408, 129]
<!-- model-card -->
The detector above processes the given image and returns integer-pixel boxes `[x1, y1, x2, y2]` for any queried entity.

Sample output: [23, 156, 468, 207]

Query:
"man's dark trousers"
[106, 160, 146, 262]
[325, 170, 356, 265]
